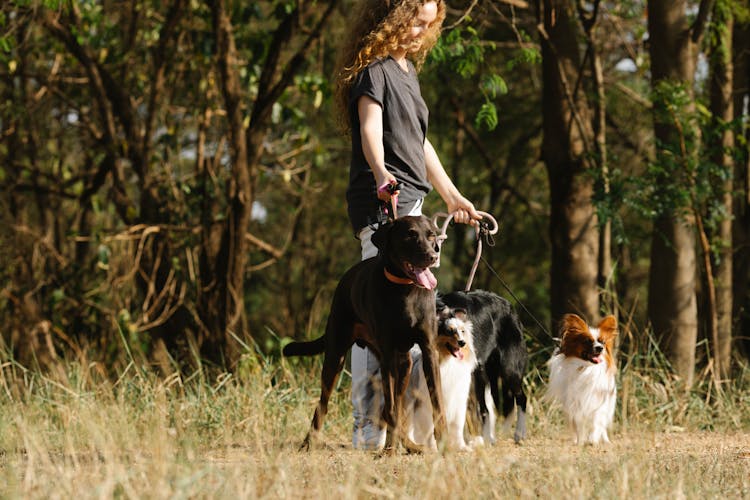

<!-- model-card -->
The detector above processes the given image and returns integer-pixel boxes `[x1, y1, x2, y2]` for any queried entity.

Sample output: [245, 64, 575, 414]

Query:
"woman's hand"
[423, 139, 482, 226]
[447, 194, 482, 226]
[375, 174, 400, 202]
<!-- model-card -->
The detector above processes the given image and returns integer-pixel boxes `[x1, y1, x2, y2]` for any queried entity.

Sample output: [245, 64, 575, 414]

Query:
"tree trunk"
[708, 0, 734, 379]
[580, 3, 613, 312]
[203, 0, 339, 367]
[646, 0, 705, 387]
[540, 0, 600, 325]
[732, 13, 750, 360]
[204, 0, 254, 368]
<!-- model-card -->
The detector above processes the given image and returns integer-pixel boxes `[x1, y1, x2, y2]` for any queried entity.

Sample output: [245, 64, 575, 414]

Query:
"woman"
[334, 0, 481, 449]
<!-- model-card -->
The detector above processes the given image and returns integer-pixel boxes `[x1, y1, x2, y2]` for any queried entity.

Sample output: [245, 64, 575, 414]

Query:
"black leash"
[479, 255, 559, 345]
[432, 210, 558, 346]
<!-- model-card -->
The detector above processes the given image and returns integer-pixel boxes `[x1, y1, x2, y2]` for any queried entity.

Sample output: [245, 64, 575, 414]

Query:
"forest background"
[1, 0, 749, 392]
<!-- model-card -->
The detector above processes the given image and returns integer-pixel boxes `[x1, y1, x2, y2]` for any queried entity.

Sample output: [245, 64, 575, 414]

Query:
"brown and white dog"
[405, 310, 477, 451]
[545, 314, 618, 445]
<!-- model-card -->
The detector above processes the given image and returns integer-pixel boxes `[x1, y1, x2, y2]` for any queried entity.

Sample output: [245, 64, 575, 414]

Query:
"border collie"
[437, 289, 528, 444]
[405, 312, 477, 450]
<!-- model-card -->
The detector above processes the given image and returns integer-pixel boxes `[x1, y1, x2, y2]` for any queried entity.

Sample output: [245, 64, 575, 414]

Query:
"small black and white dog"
[405, 312, 478, 451]
[437, 289, 528, 444]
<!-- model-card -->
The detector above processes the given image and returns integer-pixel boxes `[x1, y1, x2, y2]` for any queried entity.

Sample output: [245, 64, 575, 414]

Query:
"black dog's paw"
[298, 435, 312, 452]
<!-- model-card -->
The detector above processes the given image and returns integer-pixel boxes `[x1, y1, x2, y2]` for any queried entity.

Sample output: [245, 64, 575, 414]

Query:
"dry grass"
[0, 350, 748, 499]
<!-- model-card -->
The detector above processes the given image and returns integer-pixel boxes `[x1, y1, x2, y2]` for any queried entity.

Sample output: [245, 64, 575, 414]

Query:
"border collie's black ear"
[453, 308, 468, 321]
[371, 222, 392, 252]
[437, 304, 451, 319]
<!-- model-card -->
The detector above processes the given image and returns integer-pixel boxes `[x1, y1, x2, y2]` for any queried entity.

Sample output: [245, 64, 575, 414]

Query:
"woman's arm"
[424, 138, 480, 224]
[359, 95, 398, 201]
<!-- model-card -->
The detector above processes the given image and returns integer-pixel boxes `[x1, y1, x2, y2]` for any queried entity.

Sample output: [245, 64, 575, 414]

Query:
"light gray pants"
[351, 200, 423, 450]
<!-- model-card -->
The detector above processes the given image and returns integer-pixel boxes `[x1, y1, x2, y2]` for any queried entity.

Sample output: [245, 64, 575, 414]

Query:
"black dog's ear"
[437, 304, 452, 319]
[454, 308, 468, 321]
[371, 222, 392, 252]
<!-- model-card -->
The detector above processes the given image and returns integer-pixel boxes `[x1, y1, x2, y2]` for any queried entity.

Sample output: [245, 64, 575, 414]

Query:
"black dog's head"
[372, 215, 440, 290]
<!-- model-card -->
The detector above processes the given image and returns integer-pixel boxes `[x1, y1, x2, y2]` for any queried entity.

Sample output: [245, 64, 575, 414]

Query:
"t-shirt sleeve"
[350, 64, 385, 108]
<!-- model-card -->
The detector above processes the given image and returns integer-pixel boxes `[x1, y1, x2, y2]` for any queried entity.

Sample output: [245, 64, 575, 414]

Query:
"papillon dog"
[405, 311, 478, 450]
[545, 314, 618, 445]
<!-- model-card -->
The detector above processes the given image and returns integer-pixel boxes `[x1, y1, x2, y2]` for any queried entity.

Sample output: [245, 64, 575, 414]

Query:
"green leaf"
[481, 74, 508, 99]
[475, 102, 498, 131]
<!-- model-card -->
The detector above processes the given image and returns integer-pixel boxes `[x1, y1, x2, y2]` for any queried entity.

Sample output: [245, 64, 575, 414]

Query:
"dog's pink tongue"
[414, 267, 437, 290]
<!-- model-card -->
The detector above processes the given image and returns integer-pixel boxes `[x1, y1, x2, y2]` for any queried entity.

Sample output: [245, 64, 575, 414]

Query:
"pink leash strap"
[431, 211, 498, 291]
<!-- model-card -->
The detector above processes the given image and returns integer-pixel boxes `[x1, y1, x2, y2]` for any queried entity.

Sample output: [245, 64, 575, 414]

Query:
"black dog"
[283, 215, 445, 453]
[437, 289, 528, 443]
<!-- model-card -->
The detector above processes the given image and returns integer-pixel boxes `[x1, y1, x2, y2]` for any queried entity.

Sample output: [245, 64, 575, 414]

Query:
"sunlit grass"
[0, 341, 748, 498]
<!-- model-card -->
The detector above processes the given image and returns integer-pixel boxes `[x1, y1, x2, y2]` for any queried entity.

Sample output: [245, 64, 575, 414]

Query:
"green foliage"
[472, 101, 495, 131]
[595, 77, 737, 269]
[429, 25, 524, 131]
[431, 26, 484, 77]
[505, 30, 541, 71]
[627, 82, 709, 219]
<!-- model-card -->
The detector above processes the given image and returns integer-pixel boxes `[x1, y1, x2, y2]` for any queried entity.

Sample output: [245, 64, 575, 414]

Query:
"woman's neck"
[389, 50, 409, 72]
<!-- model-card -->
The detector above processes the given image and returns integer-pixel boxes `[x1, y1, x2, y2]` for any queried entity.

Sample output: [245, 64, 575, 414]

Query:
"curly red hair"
[333, 0, 445, 131]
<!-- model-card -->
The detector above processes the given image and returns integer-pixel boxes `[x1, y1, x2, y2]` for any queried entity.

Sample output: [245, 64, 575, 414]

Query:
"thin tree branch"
[249, 0, 339, 130]
[445, 0, 480, 30]
[691, 0, 716, 43]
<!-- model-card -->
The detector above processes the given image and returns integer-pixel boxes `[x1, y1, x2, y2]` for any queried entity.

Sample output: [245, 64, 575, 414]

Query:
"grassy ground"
[1, 351, 748, 499]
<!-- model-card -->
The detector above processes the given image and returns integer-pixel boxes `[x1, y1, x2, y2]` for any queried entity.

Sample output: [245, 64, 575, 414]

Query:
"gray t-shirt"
[346, 56, 433, 234]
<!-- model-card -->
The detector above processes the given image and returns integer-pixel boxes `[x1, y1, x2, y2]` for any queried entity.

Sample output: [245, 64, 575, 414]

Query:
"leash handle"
[431, 211, 499, 290]
[431, 211, 498, 237]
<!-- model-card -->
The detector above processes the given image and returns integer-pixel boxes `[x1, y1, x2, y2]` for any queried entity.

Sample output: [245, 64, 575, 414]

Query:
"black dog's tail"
[282, 336, 326, 357]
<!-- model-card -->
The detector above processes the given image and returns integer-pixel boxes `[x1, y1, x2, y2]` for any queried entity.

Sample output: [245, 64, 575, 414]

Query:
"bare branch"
[249, 1, 339, 131]
[245, 232, 284, 259]
[445, 0, 480, 30]
[691, 0, 716, 43]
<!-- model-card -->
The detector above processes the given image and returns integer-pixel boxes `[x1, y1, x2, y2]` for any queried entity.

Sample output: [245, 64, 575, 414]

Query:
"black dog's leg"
[419, 341, 445, 446]
[501, 384, 516, 421]
[486, 354, 502, 414]
[512, 382, 528, 443]
[499, 372, 527, 443]
[394, 351, 424, 453]
[473, 367, 494, 444]
[300, 348, 346, 451]
[380, 354, 398, 454]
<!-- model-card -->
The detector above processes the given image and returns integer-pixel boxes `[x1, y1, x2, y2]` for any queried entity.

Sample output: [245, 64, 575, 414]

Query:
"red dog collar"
[383, 268, 414, 286]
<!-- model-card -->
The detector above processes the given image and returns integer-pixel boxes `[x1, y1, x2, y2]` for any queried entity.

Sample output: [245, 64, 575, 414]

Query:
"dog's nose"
[429, 252, 438, 265]
[458, 339, 466, 348]
[593, 343, 603, 354]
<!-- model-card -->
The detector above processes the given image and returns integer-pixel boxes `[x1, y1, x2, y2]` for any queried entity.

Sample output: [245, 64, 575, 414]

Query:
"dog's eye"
[407, 229, 419, 239]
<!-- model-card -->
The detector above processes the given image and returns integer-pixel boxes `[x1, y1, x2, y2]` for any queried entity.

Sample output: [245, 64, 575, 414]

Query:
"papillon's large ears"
[371, 222, 392, 253]
[560, 313, 588, 339]
[597, 315, 618, 341]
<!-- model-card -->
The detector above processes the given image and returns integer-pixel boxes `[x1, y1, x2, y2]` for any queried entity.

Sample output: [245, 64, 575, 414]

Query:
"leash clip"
[479, 220, 496, 247]
[378, 181, 402, 221]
